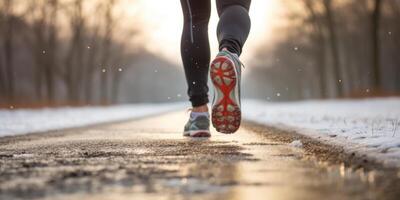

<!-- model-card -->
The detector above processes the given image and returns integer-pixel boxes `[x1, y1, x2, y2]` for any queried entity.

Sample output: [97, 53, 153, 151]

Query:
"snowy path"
[242, 98, 400, 167]
[2, 98, 400, 167]
[2, 111, 398, 200]
[0, 102, 187, 137]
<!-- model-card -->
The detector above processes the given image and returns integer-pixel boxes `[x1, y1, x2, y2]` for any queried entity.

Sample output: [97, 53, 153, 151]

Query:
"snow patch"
[0, 102, 187, 137]
[242, 98, 400, 167]
[289, 140, 303, 148]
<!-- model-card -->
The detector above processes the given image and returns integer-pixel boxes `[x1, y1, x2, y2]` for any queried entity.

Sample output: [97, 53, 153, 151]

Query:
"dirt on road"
[0, 111, 399, 200]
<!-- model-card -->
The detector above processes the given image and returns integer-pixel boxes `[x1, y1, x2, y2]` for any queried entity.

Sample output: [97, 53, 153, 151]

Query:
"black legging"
[180, 0, 251, 107]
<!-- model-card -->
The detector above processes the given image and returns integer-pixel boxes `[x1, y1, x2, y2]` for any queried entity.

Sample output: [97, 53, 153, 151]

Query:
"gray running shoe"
[183, 115, 211, 137]
[210, 50, 243, 134]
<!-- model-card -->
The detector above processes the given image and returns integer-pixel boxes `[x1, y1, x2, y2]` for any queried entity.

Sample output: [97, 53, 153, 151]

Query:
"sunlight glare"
[120, 0, 282, 65]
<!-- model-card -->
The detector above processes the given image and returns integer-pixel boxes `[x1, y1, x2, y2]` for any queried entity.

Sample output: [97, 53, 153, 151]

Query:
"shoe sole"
[210, 56, 241, 134]
[183, 130, 211, 137]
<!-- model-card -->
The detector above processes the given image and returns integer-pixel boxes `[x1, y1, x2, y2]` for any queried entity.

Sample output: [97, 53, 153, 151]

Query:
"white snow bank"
[243, 98, 400, 167]
[0, 102, 187, 137]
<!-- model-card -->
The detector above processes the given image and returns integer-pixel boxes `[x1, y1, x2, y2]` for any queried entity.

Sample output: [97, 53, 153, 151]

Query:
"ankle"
[192, 104, 208, 112]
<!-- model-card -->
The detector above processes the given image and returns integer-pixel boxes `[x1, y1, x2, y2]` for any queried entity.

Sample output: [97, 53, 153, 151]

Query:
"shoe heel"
[210, 56, 241, 134]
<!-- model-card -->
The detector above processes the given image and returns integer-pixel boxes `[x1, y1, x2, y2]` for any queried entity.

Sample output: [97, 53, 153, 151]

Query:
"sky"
[118, 0, 285, 65]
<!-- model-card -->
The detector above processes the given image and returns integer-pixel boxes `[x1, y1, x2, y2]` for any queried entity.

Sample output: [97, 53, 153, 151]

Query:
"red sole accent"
[210, 56, 241, 134]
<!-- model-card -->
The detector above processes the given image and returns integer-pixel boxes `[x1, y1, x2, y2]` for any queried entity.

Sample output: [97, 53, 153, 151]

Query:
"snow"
[3, 98, 400, 167]
[242, 98, 400, 167]
[289, 140, 303, 148]
[0, 102, 186, 137]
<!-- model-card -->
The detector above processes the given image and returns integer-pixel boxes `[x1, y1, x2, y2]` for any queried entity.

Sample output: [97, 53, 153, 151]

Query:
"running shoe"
[183, 114, 211, 137]
[210, 50, 243, 133]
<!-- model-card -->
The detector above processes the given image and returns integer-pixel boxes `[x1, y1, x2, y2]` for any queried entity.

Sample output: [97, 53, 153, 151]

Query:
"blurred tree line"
[0, 0, 186, 107]
[244, 0, 400, 101]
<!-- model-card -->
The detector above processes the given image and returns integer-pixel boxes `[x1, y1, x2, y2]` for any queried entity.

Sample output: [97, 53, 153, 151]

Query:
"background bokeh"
[0, 0, 399, 107]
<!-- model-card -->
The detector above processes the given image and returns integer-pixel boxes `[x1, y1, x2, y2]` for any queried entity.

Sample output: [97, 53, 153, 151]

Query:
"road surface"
[0, 111, 399, 200]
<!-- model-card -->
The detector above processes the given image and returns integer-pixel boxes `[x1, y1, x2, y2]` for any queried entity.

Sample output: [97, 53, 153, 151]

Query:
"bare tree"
[0, 50, 5, 100]
[43, 0, 59, 103]
[64, 0, 86, 103]
[0, 2, 6, 99]
[99, 0, 116, 104]
[323, 0, 343, 97]
[371, 0, 382, 90]
[0, 0, 181, 106]
[387, 0, 400, 91]
[303, 0, 328, 98]
[2, 0, 15, 103]
[84, 22, 101, 104]
[28, 0, 60, 103]
[110, 48, 126, 104]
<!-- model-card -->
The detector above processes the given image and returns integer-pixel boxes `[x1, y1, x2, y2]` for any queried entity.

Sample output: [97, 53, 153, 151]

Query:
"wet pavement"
[0, 111, 399, 200]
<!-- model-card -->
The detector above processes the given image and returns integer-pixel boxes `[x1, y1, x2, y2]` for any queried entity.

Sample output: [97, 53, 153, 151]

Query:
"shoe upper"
[184, 115, 210, 133]
[218, 50, 244, 70]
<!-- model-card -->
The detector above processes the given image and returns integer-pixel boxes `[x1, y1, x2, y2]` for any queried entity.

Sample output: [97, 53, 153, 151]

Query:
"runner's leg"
[216, 0, 251, 56]
[180, 0, 211, 107]
[210, 0, 251, 133]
